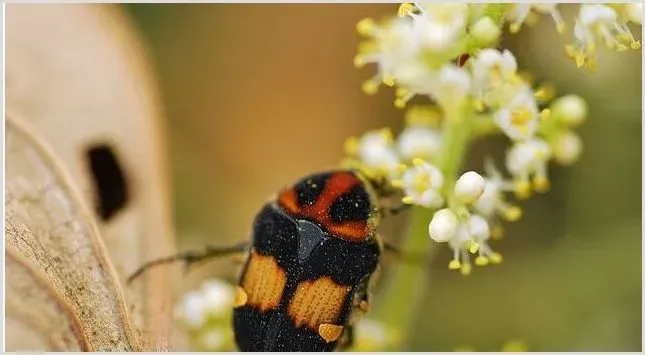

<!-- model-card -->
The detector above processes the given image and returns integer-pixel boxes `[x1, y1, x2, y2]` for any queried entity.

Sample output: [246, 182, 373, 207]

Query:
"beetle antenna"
[127, 242, 249, 284]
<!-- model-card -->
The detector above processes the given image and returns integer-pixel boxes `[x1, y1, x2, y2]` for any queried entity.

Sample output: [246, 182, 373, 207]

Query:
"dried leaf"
[5, 115, 141, 351]
[6, 4, 176, 349]
[6, 247, 88, 351]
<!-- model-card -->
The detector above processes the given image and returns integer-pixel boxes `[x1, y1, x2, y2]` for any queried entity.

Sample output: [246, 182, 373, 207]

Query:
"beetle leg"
[127, 241, 249, 284]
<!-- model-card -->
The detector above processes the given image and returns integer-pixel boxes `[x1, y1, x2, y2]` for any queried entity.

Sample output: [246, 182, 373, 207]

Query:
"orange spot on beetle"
[240, 251, 287, 312]
[287, 276, 351, 331]
[318, 323, 344, 343]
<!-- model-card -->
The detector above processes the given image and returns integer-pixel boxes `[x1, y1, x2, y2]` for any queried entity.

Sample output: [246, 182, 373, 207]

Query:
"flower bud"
[553, 130, 583, 165]
[551, 95, 587, 127]
[454, 171, 486, 203]
[429, 208, 458, 242]
[471, 16, 500, 46]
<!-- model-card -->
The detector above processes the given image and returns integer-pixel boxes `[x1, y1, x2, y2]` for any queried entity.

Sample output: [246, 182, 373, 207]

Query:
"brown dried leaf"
[6, 247, 88, 351]
[6, 4, 176, 349]
[5, 115, 141, 351]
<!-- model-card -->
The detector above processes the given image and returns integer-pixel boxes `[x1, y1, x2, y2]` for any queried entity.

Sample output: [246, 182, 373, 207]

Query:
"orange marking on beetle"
[278, 172, 371, 242]
[240, 251, 287, 312]
[318, 324, 344, 343]
[287, 276, 351, 331]
[277, 188, 300, 215]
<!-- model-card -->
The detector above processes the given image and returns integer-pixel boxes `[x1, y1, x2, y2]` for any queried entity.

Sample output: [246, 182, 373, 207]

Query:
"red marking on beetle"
[278, 172, 369, 242]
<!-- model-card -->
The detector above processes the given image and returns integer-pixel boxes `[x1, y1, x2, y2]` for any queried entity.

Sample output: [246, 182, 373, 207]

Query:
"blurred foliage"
[125, 4, 641, 351]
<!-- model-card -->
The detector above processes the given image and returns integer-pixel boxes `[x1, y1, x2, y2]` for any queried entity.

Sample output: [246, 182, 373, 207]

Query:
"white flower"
[567, 4, 641, 69]
[346, 129, 402, 178]
[471, 49, 518, 99]
[410, 3, 469, 52]
[447, 214, 501, 275]
[395, 158, 444, 208]
[507, 4, 565, 33]
[430, 64, 472, 108]
[493, 87, 540, 141]
[506, 138, 552, 198]
[176, 291, 208, 328]
[624, 3, 642, 25]
[428, 208, 459, 242]
[175, 279, 235, 329]
[396, 126, 441, 162]
[355, 18, 420, 93]
[200, 329, 226, 350]
[553, 130, 583, 166]
[201, 279, 235, 316]
[454, 171, 486, 203]
[473, 159, 522, 222]
[551, 94, 588, 127]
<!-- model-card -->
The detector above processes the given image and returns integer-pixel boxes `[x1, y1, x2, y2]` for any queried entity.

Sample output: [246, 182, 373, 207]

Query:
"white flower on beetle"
[493, 87, 540, 141]
[506, 138, 552, 198]
[395, 158, 444, 208]
[396, 125, 441, 162]
[454, 171, 486, 204]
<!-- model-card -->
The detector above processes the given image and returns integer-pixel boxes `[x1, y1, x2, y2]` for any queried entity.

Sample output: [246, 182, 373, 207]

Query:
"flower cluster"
[347, 3, 639, 275]
[174, 279, 237, 351]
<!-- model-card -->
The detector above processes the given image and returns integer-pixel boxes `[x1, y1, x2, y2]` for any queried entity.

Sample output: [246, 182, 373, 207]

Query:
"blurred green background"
[124, 4, 641, 351]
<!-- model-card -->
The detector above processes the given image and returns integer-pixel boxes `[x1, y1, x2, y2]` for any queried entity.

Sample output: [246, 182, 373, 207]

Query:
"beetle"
[129, 169, 407, 351]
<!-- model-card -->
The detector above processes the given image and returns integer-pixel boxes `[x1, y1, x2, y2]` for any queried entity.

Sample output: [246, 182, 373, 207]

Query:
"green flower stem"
[373, 101, 474, 349]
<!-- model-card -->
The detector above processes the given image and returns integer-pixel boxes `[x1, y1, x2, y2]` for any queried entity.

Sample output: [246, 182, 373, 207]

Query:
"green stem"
[373, 101, 473, 350]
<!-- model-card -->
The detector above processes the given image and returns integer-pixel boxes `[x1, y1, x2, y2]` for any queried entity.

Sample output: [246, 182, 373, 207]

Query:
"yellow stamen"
[382, 75, 396, 87]
[391, 179, 404, 188]
[394, 98, 407, 109]
[448, 260, 461, 270]
[489, 252, 503, 264]
[540, 108, 551, 121]
[353, 55, 366, 68]
[503, 206, 522, 222]
[344, 136, 358, 156]
[475, 255, 489, 266]
[514, 181, 531, 200]
[473, 99, 486, 112]
[534, 84, 556, 102]
[361, 80, 379, 95]
[533, 176, 550, 193]
[460, 263, 472, 276]
[511, 108, 532, 125]
[397, 3, 416, 17]
[356, 18, 376, 36]
[556, 23, 565, 34]
[401, 196, 415, 205]
[469, 242, 480, 254]
[509, 23, 521, 34]
[412, 158, 426, 167]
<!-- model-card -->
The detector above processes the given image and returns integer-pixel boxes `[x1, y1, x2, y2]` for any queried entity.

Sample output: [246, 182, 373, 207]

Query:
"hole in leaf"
[86, 144, 129, 221]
